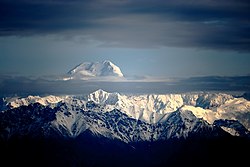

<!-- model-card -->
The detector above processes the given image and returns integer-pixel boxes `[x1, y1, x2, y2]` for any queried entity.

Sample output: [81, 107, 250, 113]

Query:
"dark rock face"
[214, 119, 250, 137]
[1, 103, 229, 142]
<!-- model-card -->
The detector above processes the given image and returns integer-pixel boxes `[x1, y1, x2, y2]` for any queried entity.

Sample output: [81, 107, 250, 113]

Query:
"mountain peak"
[67, 60, 124, 80]
[88, 89, 112, 104]
[92, 89, 109, 95]
[102, 60, 112, 64]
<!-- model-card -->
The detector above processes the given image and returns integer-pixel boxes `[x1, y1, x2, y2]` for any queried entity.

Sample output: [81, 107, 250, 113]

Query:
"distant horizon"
[1, 59, 250, 78]
[0, 75, 250, 97]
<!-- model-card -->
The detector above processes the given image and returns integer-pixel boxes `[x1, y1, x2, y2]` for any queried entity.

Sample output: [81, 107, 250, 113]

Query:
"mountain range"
[2, 89, 250, 138]
[1, 89, 250, 167]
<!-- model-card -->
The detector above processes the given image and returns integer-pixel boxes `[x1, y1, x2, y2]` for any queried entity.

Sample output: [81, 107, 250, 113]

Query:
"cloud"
[0, 0, 249, 51]
[0, 74, 250, 96]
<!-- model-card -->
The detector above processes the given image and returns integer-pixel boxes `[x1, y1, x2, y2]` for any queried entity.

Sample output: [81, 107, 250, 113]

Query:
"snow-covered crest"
[67, 60, 124, 80]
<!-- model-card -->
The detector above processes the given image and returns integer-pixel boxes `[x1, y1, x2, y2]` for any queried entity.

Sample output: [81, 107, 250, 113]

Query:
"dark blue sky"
[0, 0, 250, 78]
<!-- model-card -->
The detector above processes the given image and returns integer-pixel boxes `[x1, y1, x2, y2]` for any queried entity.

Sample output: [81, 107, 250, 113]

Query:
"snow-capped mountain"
[85, 89, 250, 131]
[1, 90, 250, 127]
[65, 60, 124, 80]
[1, 89, 250, 142]
[1, 95, 64, 110]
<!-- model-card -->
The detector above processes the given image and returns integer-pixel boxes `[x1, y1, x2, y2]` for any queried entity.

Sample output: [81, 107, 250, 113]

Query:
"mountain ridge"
[0, 102, 232, 142]
[1, 89, 250, 131]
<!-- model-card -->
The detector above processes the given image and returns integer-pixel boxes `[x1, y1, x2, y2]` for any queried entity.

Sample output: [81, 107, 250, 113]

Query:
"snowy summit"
[65, 60, 124, 80]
